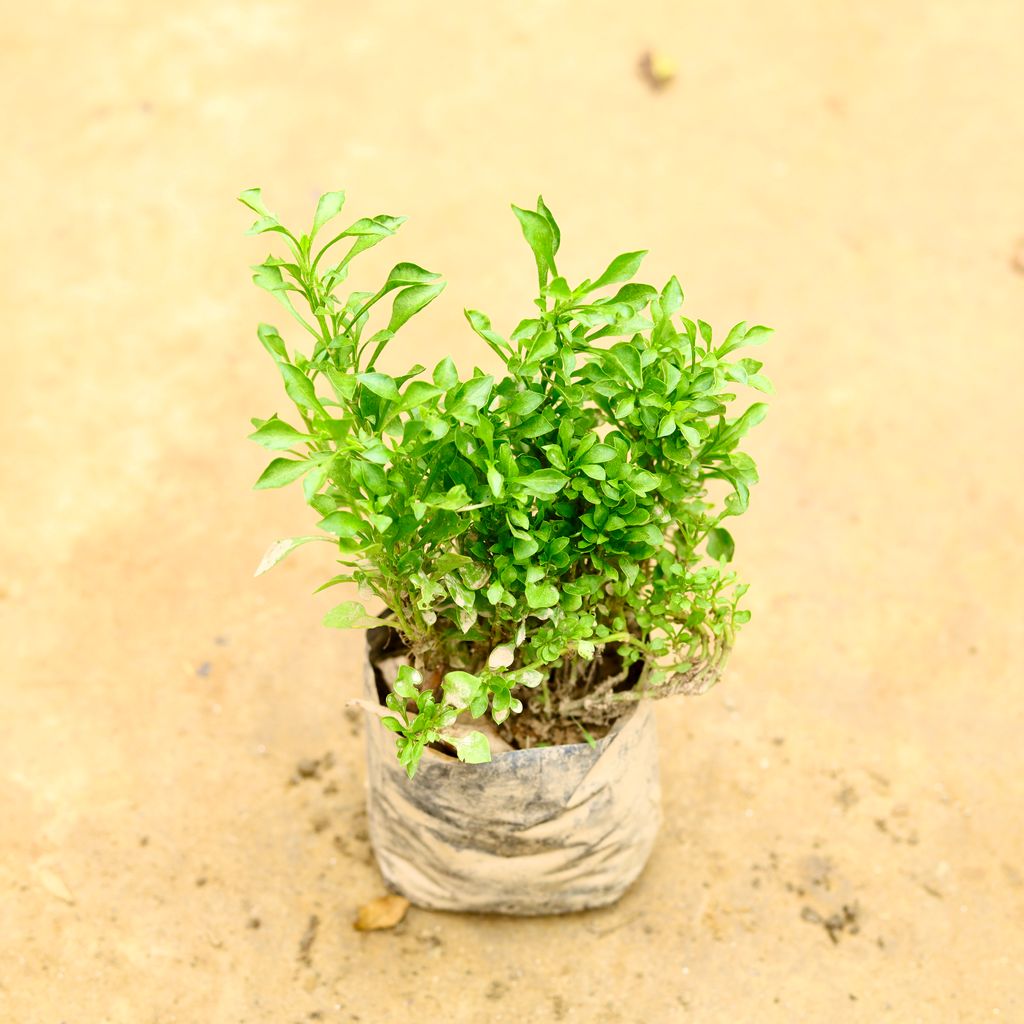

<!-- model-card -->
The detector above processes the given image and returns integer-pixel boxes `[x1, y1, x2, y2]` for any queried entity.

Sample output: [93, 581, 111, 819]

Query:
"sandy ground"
[3, 1, 1024, 1021]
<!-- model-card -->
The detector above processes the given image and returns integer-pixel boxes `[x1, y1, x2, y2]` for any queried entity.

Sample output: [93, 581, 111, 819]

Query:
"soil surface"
[3, 2, 1023, 1021]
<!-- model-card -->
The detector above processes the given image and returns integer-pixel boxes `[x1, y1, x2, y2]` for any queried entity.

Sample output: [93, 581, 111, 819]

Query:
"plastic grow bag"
[361, 627, 662, 915]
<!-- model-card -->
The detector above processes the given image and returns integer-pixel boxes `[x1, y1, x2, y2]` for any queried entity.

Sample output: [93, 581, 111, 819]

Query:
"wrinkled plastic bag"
[361, 628, 662, 915]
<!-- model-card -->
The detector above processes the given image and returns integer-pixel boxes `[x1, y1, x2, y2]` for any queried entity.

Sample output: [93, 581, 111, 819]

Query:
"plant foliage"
[242, 188, 771, 776]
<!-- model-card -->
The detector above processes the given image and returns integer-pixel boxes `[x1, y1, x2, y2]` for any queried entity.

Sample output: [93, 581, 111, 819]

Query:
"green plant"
[241, 188, 771, 776]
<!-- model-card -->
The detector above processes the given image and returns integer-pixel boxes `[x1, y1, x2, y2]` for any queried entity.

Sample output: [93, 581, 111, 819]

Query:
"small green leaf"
[385, 262, 442, 289]
[453, 375, 494, 413]
[325, 366, 357, 401]
[358, 372, 400, 402]
[322, 601, 388, 629]
[508, 389, 544, 416]
[253, 458, 311, 489]
[607, 343, 643, 388]
[316, 214, 405, 267]
[388, 282, 446, 332]
[238, 188, 273, 218]
[717, 321, 748, 356]
[397, 380, 443, 412]
[516, 413, 556, 439]
[546, 276, 571, 301]
[589, 251, 647, 292]
[748, 373, 775, 394]
[525, 581, 560, 608]
[393, 664, 423, 699]
[253, 536, 322, 576]
[679, 423, 701, 447]
[707, 527, 735, 562]
[442, 671, 482, 709]
[453, 731, 491, 765]
[248, 416, 313, 450]
[246, 216, 288, 237]
[311, 191, 346, 238]
[256, 323, 288, 361]
[581, 443, 616, 464]
[511, 204, 557, 288]
[464, 309, 510, 360]
[317, 511, 363, 538]
[433, 356, 458, 390]
[303, 460, 327, 501]
[609, 282, 658, 307]
[514, 469, 568, 497]
[512, 535, 539, 560]
[486, 464, 504, 498]
[510, 668, 545, 688]
[279, 363, 326, 413]
[731, 403, 769, 437]
[536, 195, 561, 255]
[661, 276, 684, 314]
[743, 325, 774, 346]
[251, 260, 290, 294]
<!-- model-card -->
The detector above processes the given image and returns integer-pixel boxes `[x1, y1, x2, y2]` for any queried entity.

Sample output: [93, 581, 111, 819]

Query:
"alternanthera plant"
[242, 188, 770, 775]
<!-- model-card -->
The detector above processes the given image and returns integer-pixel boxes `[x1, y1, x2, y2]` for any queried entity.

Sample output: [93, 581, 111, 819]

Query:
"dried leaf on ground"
[639, 50, 677, 90]
[34, 865, 75, 904]
[353, 893, 410, 931]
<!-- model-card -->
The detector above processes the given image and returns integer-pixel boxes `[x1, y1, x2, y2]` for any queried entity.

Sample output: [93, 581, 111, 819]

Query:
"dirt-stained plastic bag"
[361, 628, 662, 915]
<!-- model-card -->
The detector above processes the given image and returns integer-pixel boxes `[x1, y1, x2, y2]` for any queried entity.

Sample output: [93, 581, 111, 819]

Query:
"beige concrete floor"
[3, 1, 1023, 1021]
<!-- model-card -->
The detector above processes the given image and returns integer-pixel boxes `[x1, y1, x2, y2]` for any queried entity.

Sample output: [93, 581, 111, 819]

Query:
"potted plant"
[241, 188, 771, 914]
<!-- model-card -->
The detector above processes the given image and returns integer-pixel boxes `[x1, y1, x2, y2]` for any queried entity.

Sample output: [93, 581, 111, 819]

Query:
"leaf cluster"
[242, 188, 771, 775]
